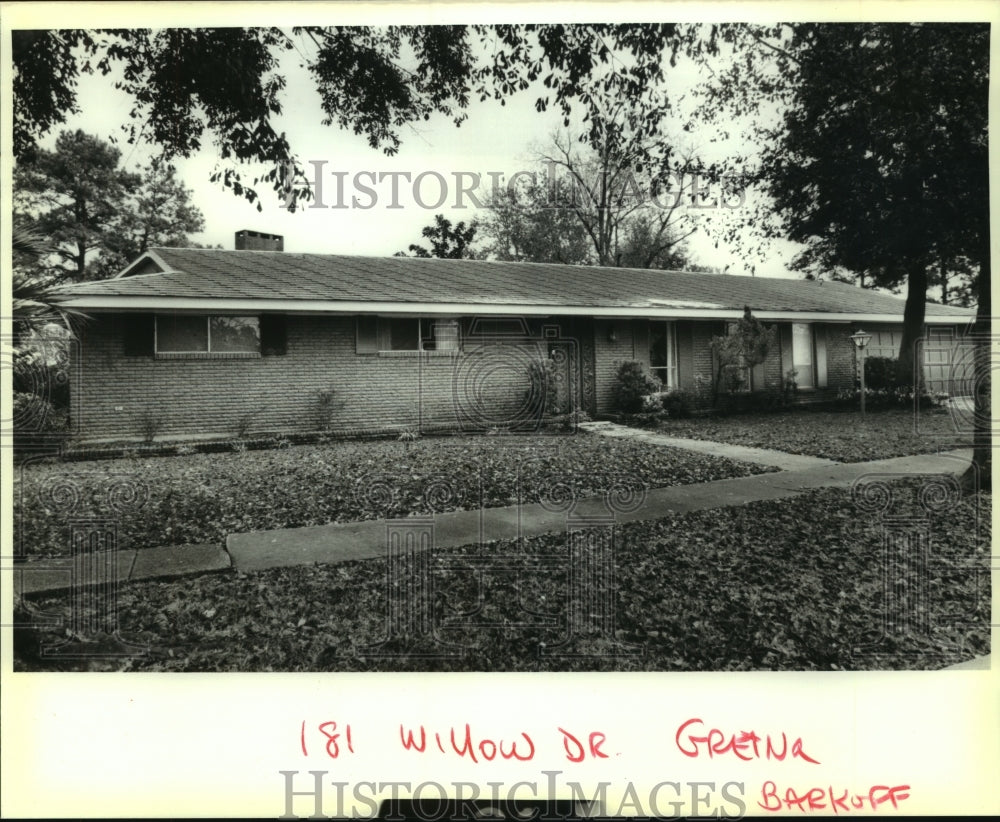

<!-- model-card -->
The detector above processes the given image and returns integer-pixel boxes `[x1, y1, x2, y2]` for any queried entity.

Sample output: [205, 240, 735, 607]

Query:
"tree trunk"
[940, 258, 948, 305]
[960, 243, 990, 493]
[896, 258, 929, 388]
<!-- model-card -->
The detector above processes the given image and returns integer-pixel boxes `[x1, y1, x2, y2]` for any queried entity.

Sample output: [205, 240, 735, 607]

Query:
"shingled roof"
[53, 247, 973, 322]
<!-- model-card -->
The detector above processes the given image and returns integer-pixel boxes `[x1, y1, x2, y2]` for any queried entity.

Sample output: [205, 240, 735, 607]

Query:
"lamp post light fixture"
[850, 329, 873, 416]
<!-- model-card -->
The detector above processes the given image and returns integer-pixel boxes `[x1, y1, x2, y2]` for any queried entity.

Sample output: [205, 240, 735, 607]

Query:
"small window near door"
[649, 322, 677, 388]
[367, 317, 462, 352]
[791, 323, 814, 388]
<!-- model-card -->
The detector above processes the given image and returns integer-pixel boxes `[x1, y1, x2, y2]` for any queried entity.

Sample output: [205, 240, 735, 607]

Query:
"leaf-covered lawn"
[16, 479, 989, 672]
[659, 407, 971, 462]
[15, 433, 775, 557]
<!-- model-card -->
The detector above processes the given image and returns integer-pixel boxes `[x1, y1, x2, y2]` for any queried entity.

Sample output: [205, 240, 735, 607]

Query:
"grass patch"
[658, 407, 971, 462]
[15, 479, 989, 672]
[15, 432, 776, 558]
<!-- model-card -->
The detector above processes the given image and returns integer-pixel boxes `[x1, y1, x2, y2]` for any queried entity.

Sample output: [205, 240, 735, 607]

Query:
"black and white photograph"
[2, 0, 996, 817]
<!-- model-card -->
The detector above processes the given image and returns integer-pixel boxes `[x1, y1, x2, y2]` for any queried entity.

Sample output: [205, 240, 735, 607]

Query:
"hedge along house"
[52, 231, 975, 443]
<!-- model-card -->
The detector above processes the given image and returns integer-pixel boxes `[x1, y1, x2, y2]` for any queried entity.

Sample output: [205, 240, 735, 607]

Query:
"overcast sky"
[41, 22, 806, 276]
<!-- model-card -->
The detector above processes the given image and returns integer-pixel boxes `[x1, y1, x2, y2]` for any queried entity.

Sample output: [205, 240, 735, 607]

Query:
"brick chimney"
[235, 229, 284, 251]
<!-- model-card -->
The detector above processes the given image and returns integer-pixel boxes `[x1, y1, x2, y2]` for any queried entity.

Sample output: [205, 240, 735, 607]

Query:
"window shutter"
[356, 316, 378, 353]
[260, 314, 287, 356]
[122, 314, 154, 357]
[377, 318, 394, 352]
[815, 325, 828, 388]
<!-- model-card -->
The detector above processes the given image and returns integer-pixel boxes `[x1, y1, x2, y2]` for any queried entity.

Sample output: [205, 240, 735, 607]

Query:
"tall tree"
[93, 160, 206, 279]
[706, 24, 988, 383]
[14, 129, 140, 281]
[480, 173, 594, 265]
[14, 131, 205, 281]
[403, 214, 479, 259]
[927, 255, 977, 308]
[538, 129, 697, 269]
[702, 22, 990, 488]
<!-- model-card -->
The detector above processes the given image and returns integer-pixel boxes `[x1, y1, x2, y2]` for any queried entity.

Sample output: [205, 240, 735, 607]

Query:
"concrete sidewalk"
[223, 448, 972, 572]
[13, 447, 973, 595]
[12, 543, 230, 597]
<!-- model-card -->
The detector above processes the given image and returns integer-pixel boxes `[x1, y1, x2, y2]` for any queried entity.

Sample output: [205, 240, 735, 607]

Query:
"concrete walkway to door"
[577, 420, 840, 470]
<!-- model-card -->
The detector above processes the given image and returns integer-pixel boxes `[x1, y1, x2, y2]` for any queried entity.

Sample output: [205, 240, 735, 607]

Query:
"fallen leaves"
[15, 479, 989, 673]
[15, 433, 775, 558]
[658, 407, 970, 462]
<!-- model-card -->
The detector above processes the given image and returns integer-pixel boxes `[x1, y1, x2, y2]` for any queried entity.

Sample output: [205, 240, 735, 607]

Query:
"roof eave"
[49, 295, 973, 323]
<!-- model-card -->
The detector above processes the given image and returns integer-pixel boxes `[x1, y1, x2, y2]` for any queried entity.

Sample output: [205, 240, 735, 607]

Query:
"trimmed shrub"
[610, 361, 660, 413]
[829, 356, 949, 410]
[864, 356, 900, 391]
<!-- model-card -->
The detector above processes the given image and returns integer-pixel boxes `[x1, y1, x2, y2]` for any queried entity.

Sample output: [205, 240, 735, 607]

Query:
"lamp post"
[850, 329, 873, 416]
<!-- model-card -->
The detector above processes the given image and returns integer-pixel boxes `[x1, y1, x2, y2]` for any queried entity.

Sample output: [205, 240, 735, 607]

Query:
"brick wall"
[72, 315, 566, 442]
[687, 322, 721, 408]
[72, 314, 942, 440]
[822, 323, 858, 396]
[592, 319, 642, 414]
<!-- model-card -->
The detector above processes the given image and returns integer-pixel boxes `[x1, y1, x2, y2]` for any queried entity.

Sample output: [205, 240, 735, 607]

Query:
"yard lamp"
[850, 329, 873, 416]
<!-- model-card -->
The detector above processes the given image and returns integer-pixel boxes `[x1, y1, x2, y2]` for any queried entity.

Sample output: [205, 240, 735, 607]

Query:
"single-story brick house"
[52, 231, 975, 443]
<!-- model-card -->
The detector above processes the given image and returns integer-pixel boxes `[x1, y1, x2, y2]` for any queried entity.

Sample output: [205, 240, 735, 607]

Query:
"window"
[649, 321, 677, 388]
[357, 317, 462, 353]
[421, 318, 460, 351]
[157, 315, 208, 352]
[387, 318, 420, 351]
[210, 317, 261, 353]
[155, 315, 260, 354]
[791, 323, 814, 388]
